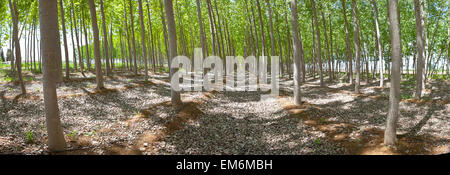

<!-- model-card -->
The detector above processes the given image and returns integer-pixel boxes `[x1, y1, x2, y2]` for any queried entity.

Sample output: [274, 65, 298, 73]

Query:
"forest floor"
[0, 69, 448, 155]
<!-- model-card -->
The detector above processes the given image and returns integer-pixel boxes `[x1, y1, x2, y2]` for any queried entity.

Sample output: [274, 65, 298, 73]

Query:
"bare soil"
[0, 70, 448, 155]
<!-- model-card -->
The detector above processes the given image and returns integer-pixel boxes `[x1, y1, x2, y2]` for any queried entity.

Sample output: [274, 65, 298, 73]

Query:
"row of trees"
[0, 0, 448, 151]
[1, 0, 448, 84]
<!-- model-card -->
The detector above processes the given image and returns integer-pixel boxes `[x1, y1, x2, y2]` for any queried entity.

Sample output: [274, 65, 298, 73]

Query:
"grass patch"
[25, 131, 34, 143]
[401, 94, 414, 99]
[0, 63, 10, 69]
[67, 130, 79, 140]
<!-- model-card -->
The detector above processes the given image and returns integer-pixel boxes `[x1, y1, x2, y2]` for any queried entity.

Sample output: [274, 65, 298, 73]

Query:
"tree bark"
[88, 0, 105, 89]
[341, 0, 353, 84]
[214, 0, 225, 61]
[311, 17, 316, 79]
[59, 0, 70, 79]
[69, 1, 77, 71]
[8, 0, 26, 94]
[159, 0, 170, 71]
[123, 0, 132, 71]
[99, 0, 111, 75]
[256, 0, 266, 82]
[81, 8, 91, 72]
[9, 24, 15, 75]
[39, 0, 67, 152]
[266, 0, 276, 86]
[146, 0, 156, 72]
[311, 0, 323, 87]
[196, 0, 207, 59]
[119, 31, 125, 69]
[211, 1, 222, 60]
[129, 0, 138, 75]
[385, 0, 402, 146]
[291, 0, 302, 105]
[447, 9, 449, 80]
[414, 0, 425, 98]
[110, 20, 114, 71]
[165, 0, 181, 105]
[321, 11, 332, 81]
[72, 0, 84, 75]
[351, 0, 361, 93]
[33, 20, 37, 71]
[250, 1, 260, 59]
[372, 0, 384, 87]
[206, 0, 216, 56]
[329, 15, 334, 80]
[138, 0, 148, 80]
[284, 5, 292, 79]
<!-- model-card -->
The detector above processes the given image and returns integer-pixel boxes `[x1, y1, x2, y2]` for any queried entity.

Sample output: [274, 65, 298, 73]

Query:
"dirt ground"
[0, 70, 448, 155]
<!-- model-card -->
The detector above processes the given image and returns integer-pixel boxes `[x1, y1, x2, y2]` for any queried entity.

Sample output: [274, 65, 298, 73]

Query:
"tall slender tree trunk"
[110, 20, 115, 71]
[59, 0, 70, 79]
[250, 0, 260, 60]
[33, 21, 37, 71]
[39, 0, 67, 152]
[88, 0, 105, 89]
[225, 20, 233, 56]
[129, 0, 138, 75]
[176, 3, 185, 56]
[311, 0, 324, 87]
[276, 13, 284, 77]
[206, 0, 216, 56]
[299, 28, 306, 82]
[372, 27, 377, 79]
[100, 0, 111, 76]
[69, 2, 77, 71]
[385, 0, 402, 146]
[146, 0, 156, 72]
[256, 0, 267, 82]
[373, 0, 384, 87]
[214, 0, 225, 62]
[196, 0, 207, 59]
[159, 0, 170, 70]
[364, 41, 370, 83]
[351, 0, 361, 93]
[424, 14, 443, 79]
[72, 0, 84, 75]
[266, 0, 276, 86]
[414, 0, 425, 98]
[38, 32, 42, 72]
[341, 0, 353, 84]
[8, 0, 26, 94]
[165, 0, 182, 105]
[321, 11, 332, 81]
[119, 31, 125, 69]
[211, 1, 220, 59]
[311, 17, 316, 79]
[25, 26, 29, 70]
[330, 15, 334, 80]
[291, 0, 302, 105]
[9, 24, 15, 75]
[81, 8, 91, 72]
[447, 9, 449, 80]
[123, 0, 132, 71]
[138, 0, 148, 81]
[284, 6, 292, 79]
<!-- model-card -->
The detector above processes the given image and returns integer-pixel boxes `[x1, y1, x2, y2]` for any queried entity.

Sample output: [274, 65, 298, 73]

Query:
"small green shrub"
[67, 130, 78, 140]
[25, 131, 34, 143]
[315, 138, 321, 145]
[401, 94, 413, 99]
[84, 131, 97, 137]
